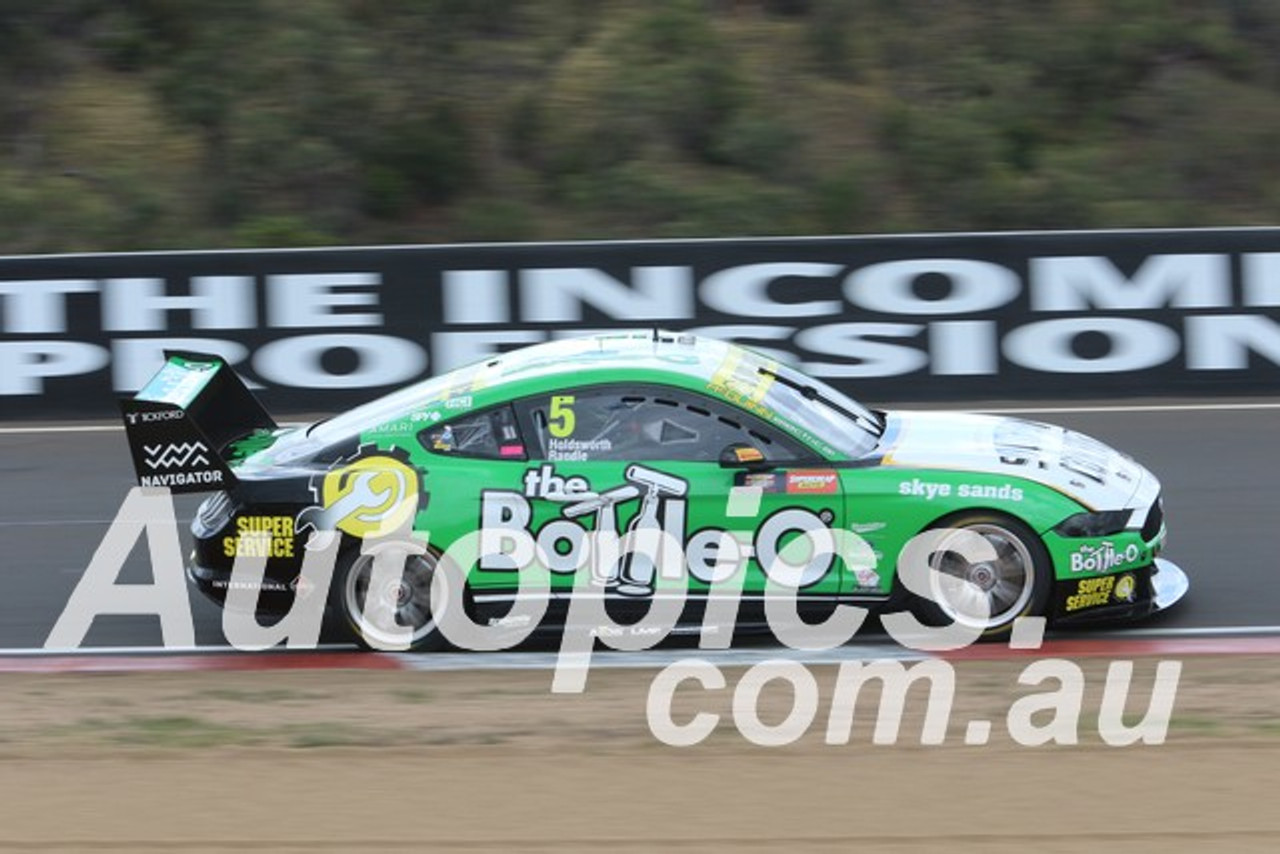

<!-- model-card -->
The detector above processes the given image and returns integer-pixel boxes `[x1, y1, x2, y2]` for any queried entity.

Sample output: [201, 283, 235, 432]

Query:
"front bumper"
[1053, 556, 1188, 625]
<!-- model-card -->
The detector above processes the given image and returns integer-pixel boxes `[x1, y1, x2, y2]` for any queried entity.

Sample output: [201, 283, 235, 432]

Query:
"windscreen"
[702, 343, 882, 459]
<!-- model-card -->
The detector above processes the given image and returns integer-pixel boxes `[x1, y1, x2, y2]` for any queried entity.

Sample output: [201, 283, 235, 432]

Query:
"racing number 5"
[549, 395, 576, 438]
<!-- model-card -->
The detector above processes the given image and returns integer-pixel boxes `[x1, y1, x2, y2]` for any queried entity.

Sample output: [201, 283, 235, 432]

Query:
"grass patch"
[192, 688, 330, 704]
[45, 714, 404, 750]
[1247, 720, 1280, 737]
[282, 722, 388, 749]
[1168, 715, 1225, 735]
[389, 688, 436, 705]
[109, 715, 258, 748]
[422, 731, 509, 747]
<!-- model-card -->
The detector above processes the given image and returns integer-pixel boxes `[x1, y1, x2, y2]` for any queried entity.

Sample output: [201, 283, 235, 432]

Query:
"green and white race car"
[121, 330, 1188, 649]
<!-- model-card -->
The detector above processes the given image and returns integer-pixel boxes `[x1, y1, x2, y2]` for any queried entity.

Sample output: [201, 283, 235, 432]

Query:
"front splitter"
[1152, 557, 1190, 611]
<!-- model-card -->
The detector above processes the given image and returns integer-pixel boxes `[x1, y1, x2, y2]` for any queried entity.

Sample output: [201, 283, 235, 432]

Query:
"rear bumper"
[187, 557, 300, 615]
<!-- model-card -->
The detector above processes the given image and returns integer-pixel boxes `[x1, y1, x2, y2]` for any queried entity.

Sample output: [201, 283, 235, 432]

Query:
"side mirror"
[719, 442, 773, 471]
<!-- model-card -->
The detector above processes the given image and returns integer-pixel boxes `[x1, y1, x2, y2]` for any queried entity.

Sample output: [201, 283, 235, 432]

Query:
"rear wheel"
[905, 512, 1052, 640]
[334, 546, 452, 651]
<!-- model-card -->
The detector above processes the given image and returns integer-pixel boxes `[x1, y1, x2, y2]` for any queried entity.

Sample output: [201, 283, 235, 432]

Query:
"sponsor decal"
[290, 573, 317, 599]
[1064, 578, 1116, 612]
[143, 441, 210, 470]
[593, 624, 665, 639]
[487, 613, 533, 629]
[372, 420, 413, 433]
[734, 445, 766, 464]
[785, 470, 838, 494]
[742, 472, 780, 492]
[211, 577, 292, 593]
[139, 469, 223, 487]
[1064, 570, 1141, 612]
[222, 515, 296, 559]
[706, 380, 774, 421]
[522, 464, 594, 500]
[898, 477, 1024, 502]
[481, 463, 841, 593]
[137, 443, 223, 491]
[296, 446, 425, 540]
[125, 409, 184, 425]
[1114, 573, 1137, 602]
[444, 395, 473, 409]
[1070, 540, 1143, 574]
[139, 359, 217, 405]
[957, 483, 1024, 501]
[996, 420, 1118, 488]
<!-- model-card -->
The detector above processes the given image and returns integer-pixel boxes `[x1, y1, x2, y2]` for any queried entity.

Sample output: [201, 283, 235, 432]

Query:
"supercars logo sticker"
[297, 447, 425, 541]
[143, 441, 210, 470]
[785, 470, 838, 494]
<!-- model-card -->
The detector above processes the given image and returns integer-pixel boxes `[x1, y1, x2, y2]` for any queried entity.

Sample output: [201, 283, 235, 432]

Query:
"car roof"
[474, 330, 731, 390]
[306, 330, 764, 444]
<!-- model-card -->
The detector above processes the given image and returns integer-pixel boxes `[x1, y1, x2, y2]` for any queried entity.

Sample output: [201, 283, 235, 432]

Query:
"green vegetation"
[2, 0, 1278, 252]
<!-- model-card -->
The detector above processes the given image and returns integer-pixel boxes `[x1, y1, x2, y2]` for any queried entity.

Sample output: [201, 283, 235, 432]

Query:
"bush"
[712, 110, 802, 175]
[454, 197, 539, 242]
[232, 215, 334, 248]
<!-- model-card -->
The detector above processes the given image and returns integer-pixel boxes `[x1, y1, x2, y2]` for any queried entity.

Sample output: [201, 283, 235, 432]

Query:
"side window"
[419, 405, 526, 460]
[516, 386, 804, 462]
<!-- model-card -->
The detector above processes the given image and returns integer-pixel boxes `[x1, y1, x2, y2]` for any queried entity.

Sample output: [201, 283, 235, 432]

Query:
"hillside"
[2, 0, 1278, 253]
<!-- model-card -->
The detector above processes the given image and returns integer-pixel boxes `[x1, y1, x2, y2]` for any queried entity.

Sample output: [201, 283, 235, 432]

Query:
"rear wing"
[119, 352, 277, 494]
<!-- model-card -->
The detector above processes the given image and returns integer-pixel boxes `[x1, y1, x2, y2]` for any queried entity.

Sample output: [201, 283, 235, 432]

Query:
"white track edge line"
[9, 644, 354, 656]
[5, 625, 1280, 659]
[978, 402, 1280, 415]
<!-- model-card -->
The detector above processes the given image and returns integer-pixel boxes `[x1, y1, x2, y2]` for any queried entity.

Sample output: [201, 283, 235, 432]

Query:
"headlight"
[1054, 509, 1131, 537]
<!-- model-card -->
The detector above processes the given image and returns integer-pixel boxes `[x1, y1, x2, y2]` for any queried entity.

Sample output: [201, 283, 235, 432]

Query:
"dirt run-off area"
[0, 653, 1277, 853]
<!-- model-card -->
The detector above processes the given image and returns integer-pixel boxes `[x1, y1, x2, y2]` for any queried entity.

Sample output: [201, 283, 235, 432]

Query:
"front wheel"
[902, 512, 1052, 640]
[334, 545, 452, 651]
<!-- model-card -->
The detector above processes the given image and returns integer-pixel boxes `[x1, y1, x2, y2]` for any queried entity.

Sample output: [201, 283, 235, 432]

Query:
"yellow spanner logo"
[297, 454, 420, 540]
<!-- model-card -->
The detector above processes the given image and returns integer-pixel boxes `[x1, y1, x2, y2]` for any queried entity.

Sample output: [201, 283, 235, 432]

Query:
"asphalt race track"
[1, 399, 1277, 651]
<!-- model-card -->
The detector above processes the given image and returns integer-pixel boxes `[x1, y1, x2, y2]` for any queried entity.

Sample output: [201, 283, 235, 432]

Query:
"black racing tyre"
[899, 511, 1053, 641]
[333, 544, 454, 652]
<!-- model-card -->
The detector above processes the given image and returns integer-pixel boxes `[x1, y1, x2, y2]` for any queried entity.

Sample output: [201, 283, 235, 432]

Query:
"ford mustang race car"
[120, 330, 1188, 650]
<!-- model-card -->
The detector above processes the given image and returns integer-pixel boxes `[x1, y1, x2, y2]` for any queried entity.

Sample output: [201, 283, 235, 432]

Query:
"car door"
[510, 383, 847, 608]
